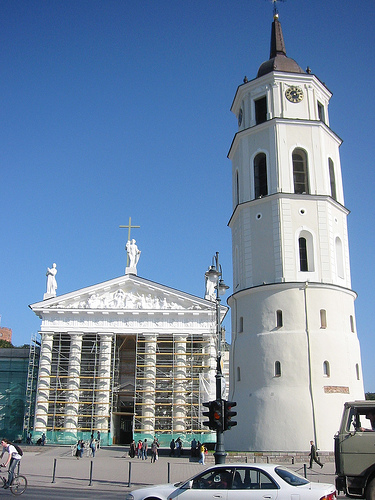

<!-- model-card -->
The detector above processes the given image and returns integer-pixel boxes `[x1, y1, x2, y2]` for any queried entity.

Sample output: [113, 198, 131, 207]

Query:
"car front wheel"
[366, 478, 375, 500]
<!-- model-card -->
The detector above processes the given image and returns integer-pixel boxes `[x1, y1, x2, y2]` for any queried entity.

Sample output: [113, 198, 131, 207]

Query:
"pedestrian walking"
[308, 440, 323, 469]
[89, 436, 96, 457]
[75, 440, 81, 459]
[151, 438, 159, 463]
[198, 443, 206, 465]
[175, 437, 182, 457]
[80, 440, 85, 458]
[142, 439, 148, 460]
[169, 438, 175, 457]
[137, 440, 142, 458]
[129, 440, 136, 458]
[190, 438, 197, 457]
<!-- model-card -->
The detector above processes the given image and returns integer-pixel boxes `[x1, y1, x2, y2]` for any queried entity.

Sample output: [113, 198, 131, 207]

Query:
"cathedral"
[29, 251, 228, 446]
[226, 12, 364, 451]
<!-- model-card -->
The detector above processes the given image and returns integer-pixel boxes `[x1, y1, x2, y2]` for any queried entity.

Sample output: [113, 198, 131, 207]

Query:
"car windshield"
[275, 467, 309, 486]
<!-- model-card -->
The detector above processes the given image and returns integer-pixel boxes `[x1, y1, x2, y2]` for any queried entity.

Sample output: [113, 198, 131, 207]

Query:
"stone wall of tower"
[228, 283, 363, 451]
[231, 195, 352, 290]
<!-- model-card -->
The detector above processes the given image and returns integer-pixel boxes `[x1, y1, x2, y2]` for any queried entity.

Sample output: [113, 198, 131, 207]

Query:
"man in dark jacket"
[308, 440, 323, 469]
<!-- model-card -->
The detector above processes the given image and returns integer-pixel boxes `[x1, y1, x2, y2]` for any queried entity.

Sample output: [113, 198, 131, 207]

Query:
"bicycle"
[0, 464, 27, 495]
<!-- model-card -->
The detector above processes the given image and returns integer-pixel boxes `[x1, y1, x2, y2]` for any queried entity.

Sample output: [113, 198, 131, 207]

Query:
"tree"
[365, 393, 375, 401]
[0, 340, 13, 348]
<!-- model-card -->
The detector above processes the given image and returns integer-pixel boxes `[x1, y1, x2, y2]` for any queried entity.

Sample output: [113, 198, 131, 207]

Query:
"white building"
[29, 270, 227, 446]
[227, 13, 364, 452]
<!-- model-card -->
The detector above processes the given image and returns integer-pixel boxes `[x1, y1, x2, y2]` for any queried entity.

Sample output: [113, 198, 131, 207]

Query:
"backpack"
[13, 444, 23, 456]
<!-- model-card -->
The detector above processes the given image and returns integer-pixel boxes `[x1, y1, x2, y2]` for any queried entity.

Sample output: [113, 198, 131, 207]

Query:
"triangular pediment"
[30, 274, 222, 316]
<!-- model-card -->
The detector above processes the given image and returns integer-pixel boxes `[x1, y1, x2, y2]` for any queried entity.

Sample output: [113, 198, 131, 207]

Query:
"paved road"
[7, 446, 345, 499]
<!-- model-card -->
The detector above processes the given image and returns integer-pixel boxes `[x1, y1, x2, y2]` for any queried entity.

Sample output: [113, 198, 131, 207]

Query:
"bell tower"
[227, 13, 364, 451]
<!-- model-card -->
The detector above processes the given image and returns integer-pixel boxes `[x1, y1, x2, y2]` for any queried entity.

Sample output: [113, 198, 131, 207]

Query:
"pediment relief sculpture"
[55, 289, 203, 311]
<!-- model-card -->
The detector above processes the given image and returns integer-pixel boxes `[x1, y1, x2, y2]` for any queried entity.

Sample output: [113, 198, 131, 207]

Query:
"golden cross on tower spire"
[270, 0, 285, 17]
[119, 217, 140, 266]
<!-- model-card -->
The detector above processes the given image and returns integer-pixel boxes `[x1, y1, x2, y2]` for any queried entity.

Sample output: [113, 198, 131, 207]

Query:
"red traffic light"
[224, 400, 237, 431]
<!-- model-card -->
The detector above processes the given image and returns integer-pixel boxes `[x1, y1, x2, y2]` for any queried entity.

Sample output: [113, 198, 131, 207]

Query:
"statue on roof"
[126, 239, 141, 275]
[44, 263, 57, 299]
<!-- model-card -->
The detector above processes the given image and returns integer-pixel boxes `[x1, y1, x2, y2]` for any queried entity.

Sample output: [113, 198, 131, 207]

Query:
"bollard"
[89, 460, 93, 486]
[304, 463, 307, 478]
[52, 458, 57, 483]
[167, 462, 171, 483]
[128, 461, 132, 487]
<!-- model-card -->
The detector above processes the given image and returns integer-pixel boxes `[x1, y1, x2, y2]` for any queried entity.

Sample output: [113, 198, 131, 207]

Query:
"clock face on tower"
[285, 86, 304, 103]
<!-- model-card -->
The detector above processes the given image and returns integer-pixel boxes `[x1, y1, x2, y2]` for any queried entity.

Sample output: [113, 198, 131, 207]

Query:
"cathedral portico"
[30, 273, 228, 446]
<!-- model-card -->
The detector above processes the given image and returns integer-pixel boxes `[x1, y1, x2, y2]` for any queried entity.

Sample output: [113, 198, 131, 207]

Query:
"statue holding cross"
[119, 217, 141, 275]
[126, 239, 141, 271]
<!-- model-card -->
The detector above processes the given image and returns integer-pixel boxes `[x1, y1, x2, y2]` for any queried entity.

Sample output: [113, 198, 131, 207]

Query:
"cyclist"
[1, 438, 22, 489]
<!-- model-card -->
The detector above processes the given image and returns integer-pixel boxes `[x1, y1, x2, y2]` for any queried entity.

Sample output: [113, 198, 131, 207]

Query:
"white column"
[95, 334, 113, 432]
[34, 332, 54, 435]
[64, 333, 83, 434]
[174, 335, 187, 432]
[142, 334, 157, 434]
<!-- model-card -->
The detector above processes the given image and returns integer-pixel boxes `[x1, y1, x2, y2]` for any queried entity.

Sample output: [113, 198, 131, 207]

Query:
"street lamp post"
[206, 252, 229, 464]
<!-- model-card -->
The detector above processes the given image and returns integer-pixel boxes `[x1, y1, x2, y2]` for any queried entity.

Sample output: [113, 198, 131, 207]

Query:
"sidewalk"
[17, 445, 337, 498]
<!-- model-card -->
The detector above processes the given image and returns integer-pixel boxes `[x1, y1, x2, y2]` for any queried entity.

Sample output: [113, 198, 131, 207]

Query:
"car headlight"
[125, 495, 134, 500]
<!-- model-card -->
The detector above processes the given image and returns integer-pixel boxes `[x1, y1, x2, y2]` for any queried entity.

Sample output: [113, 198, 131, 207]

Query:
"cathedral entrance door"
[119, 414, 133, 445]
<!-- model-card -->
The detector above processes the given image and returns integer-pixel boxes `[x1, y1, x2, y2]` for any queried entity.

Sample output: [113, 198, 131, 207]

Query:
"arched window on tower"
[276, 310, 283, 328]
[323, 360, 330, 377]
[255, 96, 267, 125]
[293, 148, 309, 194]
[238, 316, 244, 333]
[235, 170, 240, 206]
[235, 246, 240, 289]
[356, 363, 360, 381]
[274, 361, 281, 377]
[317, 101, 325, 123]
[298, 230, 314, 272]
[320, 309, 327, 329]
[335, 237, 344, 279]
[329, 158, 337, 201]
[299, 237, 308, 271]
[254, 153, 268, 198]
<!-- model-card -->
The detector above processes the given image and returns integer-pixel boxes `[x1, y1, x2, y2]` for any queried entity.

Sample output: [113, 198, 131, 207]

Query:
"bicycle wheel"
[10, 475, 27, 495]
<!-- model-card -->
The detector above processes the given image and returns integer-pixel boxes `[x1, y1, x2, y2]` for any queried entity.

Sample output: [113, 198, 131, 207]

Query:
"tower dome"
[257, 14, 305, 77]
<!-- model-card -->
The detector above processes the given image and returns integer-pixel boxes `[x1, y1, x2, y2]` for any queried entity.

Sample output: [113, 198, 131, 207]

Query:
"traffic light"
[202, 401, 214, 429]
[211, 399, 223, 431]
[224, 400, 237, 430]
[202, 400, 223, 431]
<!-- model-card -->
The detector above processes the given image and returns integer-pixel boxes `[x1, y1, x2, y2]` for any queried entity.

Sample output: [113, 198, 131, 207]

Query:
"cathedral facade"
[29, 272, 227, 446]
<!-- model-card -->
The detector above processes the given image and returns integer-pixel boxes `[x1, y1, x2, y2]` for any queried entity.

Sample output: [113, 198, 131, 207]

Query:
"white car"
[125, 463, 337, 500]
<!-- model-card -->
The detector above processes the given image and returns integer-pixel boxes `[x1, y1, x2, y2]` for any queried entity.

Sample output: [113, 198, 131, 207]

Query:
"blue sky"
[0, 0, 374, 391]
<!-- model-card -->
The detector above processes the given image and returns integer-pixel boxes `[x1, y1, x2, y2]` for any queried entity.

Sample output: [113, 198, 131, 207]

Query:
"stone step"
[205, 451, 334, 464]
